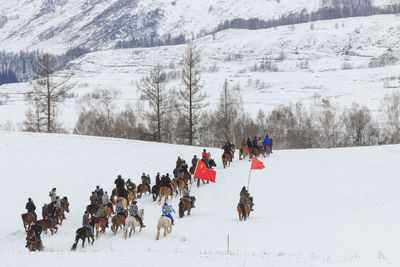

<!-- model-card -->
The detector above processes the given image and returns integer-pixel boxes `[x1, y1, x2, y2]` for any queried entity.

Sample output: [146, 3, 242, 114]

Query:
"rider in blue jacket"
[263, 135, 272, 146]
[162, 203, 175, 225]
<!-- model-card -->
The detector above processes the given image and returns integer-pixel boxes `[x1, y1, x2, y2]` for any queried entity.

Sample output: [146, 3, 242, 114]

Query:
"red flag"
[194, 160, 216, 183]
[251, 157, 265, 170]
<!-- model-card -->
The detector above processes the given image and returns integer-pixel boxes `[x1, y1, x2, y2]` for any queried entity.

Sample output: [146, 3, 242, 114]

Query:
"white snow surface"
[0, 131, 399, 266]
[1, 15, 400, 130]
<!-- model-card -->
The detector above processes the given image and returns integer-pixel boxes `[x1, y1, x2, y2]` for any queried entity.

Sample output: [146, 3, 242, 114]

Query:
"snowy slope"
[0, 0, 399, 52]
[0, 131, 400, 266]
[1, 14, 400, 130]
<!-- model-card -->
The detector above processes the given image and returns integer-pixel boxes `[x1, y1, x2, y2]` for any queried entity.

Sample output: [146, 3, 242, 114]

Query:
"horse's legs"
[156, 228, 160, 240]
[163, 226, 167, 237]
[82, 237, 85, 248]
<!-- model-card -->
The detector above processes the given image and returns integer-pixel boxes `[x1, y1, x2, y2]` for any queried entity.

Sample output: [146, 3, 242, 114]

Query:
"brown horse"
[179, 197, 196, 218]
[117, 197, 128, 209]
[21, 212, 36, 231]
[37, 218, 58, 235]
[265, 145, 271, 156]
[93, 217, 107, 239]
[222, 153, 231, 168]
[104, 205, 112, 218]
[111, 214, 125, 235]
[189, 166, 195, 175]
[137, 184, 150, 198]
[111, 188, 119, 205]
[127, 189, 136, 203]
[183, 172, 191, 184]
[158, 186, 172, 204]
[71, 226, 94, 250]
[237, 202, 250, 221]
[173, 178, 186, 196]
[26, 229, 42, 251]
[259, 145, 266, 157]
[239, 145, 249, 160]
[251, 147, 260, 158]
[56, 198, 70, 225]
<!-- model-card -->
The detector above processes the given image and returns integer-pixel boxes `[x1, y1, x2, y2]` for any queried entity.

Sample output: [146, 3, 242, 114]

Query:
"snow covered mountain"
[1, 14, 399, 130]
[0, 0, 399, 52]
[1, 131, 399, 266]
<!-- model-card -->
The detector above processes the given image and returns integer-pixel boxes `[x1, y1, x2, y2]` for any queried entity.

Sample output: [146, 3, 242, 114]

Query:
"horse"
[237, 202, 250, 221]
[86, 204, 98, 216]
[104, 205, 112, 218]
[155, 216, 172, 240]
[110, 187, 119, 205]
[56, 198, 70, 225]
[117, 197, 128, 209]
[189, 166, 195, 175]
[172, 178, 186, 196]
[222, 153, 231, 168]
[208, 159, 216, 169]
[158, 186, 172, 204]
[127, 189, 136, 203]
[265, 145, 271, 156]
[26, 229, 42, 251]
[259, 145, 266, 157]
[151, 185, 161, 202]
[37, 218, 58, 235]
[239, 145, 249, 160]
[71, 227, 94, 250]
[137, 184, 150, 198]
[179, 197, 196, 218]
[251, 147, 259, 158]
[93, 217, 107, 239]
[21, 212, 36, 231]
[111, 214, 125, 235]
[123, 209, 144, 239]
[183, 172, 192, 184]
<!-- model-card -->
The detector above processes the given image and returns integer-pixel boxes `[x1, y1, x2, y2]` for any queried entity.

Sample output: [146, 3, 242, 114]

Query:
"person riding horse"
[95, 185, 104, 200]
[49, 188, 57, 202]
[116, 199, 126, 218]
[114, 175, 125, 189]
[141, 173, 151, 192]
[82, 211, 94, 238]
[97, 204, 109, 227]
[177, 168, 184, 179]
[176, 156, 183, 168]
[161, 173, 174, 194]
[222, 140, 234, 162]
[102, 191, 114, 213]
[180, 160, 189, 174]
[90, 192, 99, 208]
[26, 198, 37, 220]
[191, 155, 198, 168]
[155, 172, 161, 186]
[162, 203, 175, 225]
[26, 220, 43, 250]
[126, 179, 135, 191]
[182, 185, 195, 208]
[41, 203, 54, 227]
[240, 186, 254, 211]
[128, 201, 146, 228]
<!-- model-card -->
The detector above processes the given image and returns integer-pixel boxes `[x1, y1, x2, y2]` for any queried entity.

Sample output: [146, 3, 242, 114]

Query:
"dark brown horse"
[222, 153, 231, 168]
[158, 186, 172, 204]
[111, 214, 125, 235]
[179, 197, 196, 218]
[21, 212, 36, 231]
[86, 204, 98, 216]
[37, 218, 58, 235]
[137, 184, 150, 198]
[251, 147, 260, 158]
[172, 178, 186, 196]
[237, 202, 250, 221]
[152, 184, 161, 202]
[183, 172, 192, 184]
[26, 229, 42, 251]
[71, 226, 94, 250]
[56, 197, 70, 225]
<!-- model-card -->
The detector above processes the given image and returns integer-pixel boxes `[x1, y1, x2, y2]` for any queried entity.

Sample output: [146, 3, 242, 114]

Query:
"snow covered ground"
[0, 131, 399, 266]
[1, 15, 400, 131]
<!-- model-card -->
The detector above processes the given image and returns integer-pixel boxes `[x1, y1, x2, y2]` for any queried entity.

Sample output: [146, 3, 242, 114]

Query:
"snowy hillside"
[0, 0, 399, 52]
[0, 131, 399, 266]
[1, 14, 400, 130]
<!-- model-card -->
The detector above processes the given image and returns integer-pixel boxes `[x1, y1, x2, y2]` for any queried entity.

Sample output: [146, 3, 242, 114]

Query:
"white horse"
[123, 209, 144, 239]
[155, 216, 172, 240]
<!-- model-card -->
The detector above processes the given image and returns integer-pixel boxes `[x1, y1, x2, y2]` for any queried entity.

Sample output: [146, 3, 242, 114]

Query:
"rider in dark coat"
[114, 175, 125, 189]
[180, 160, 189, 174]
[247, 137, 252, 148]
[155, 172, 161, 186]
[26, 198, 37, 220]
[191, 155, 198, 168]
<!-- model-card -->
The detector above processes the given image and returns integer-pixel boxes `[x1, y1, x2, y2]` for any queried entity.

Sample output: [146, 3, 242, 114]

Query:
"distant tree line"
[115, 34, 186, 49]
[213, 2, 400, 33]
[0, 46, 90, 85]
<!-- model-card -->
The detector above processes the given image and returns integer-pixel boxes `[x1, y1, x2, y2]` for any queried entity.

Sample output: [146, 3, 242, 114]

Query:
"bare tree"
[24, 53, 73, 132]
[138, 64, 168, 142]
[179, 43, 207, 145]
[215, 79, 240, 144]
[381, 91, 400, 143]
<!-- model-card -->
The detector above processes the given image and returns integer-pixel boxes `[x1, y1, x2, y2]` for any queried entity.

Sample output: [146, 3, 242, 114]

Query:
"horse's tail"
[71, 243, 77, 251]
[239, 203, 246, 220]
[179, 201, 184, 218]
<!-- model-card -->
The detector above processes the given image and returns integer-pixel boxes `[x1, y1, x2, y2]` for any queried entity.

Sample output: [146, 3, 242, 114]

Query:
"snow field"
[0, 131, 400, 266]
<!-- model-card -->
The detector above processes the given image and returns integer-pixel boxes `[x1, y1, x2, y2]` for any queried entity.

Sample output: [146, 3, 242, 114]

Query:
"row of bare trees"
[22, 45, 400, 149]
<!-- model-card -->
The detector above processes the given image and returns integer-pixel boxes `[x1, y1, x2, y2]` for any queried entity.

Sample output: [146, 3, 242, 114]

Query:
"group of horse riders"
[24, 188, 69, 250]
[241, 135, 273, 157]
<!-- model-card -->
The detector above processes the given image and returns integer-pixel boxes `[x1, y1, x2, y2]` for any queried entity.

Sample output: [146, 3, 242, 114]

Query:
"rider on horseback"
[201, 149, 210, 168]
[95, 185, 104, 200]
[126, 179, 135, 191]
[182, 184, 195, 208]
[116, 199, 126, 217]
[176, 156, 183, 168]
[26, 220, 43, 250]
[102, 191, 114, 214]
[161, 173, 174, 194]
[49, 188, 57, 202]
[162, 202, 175, 225]
[141, 173, 151, 192]
[41, 203, 54, 227]
[156, 172, 161, 186]
[82, 211, 94, 238]
[129, 201, 146, 228]
[114, 175, 125, 189]
[180, 160, 189, 174]
[26, 198, 37, 220]
[90, 192, 99, 208]
[97, 204, 109, 227]
[263, 135, 272, 151]
[240, 186, 254, 211]
[191, 155, 198, 168]
[222, 140, 234, 162]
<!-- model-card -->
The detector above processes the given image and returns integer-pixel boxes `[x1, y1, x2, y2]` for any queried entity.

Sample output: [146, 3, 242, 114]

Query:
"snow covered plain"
[0, 131, 399, 266]
[1, 15, 400, 131]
